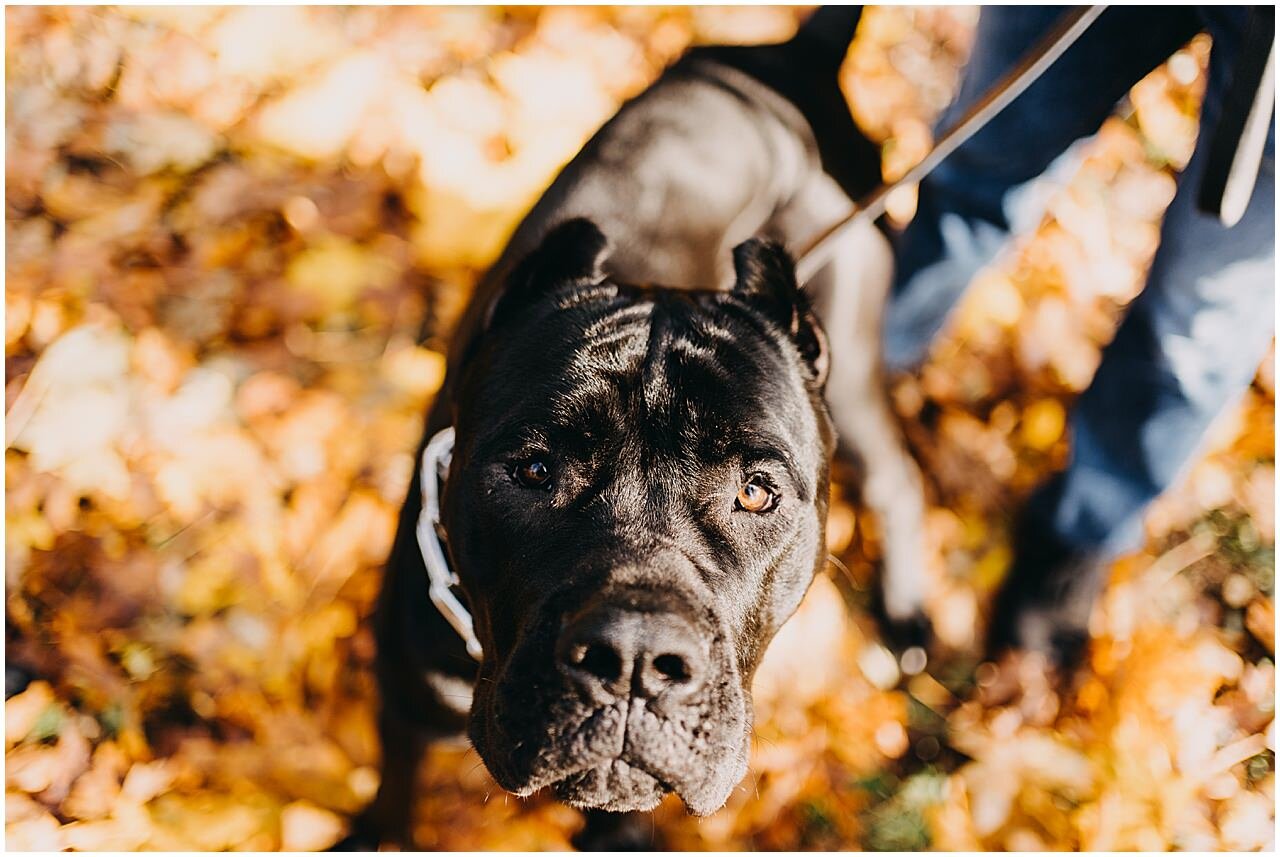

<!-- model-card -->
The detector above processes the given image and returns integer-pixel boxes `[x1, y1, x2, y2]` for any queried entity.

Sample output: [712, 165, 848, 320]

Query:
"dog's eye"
[513, 459, 552, 489]
[735, 476, 777, 513]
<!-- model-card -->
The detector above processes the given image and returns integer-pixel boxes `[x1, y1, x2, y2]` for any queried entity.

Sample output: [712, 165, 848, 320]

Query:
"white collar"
[416, 426, 483, 661]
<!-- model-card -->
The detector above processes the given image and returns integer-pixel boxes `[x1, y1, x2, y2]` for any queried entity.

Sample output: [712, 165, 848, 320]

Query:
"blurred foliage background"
[5, 5, 1274, 851]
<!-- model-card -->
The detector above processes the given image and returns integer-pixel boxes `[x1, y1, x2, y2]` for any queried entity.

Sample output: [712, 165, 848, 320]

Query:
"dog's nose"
[557, 607, 706, 701]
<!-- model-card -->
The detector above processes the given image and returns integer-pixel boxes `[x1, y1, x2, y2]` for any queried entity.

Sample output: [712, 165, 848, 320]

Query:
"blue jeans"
[884, 6, 1276, 557]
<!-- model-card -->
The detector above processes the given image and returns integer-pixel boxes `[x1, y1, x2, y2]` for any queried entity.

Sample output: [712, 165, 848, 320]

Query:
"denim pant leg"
[1027, 11, 1277, 555]
[883, 6, 1201, 370]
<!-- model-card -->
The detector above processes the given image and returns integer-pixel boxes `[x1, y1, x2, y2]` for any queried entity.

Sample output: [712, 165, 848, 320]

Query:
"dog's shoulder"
[681, 39, 882, 203]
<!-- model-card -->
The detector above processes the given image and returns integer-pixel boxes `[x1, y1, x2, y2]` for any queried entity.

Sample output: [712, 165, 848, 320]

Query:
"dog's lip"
[524, 756, 676, 812]
[511, 753, 674, 796]
[554, 760, 670, 813]
[492, 710, 744, 816]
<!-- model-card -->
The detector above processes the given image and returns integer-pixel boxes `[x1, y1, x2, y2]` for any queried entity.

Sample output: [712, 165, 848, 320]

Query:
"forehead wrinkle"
[637, 295, 801, 455]
[534, 305, 650, 449]
[578, 324, 650, 375]
[532, 292, 814, 474]
[640, 301, 677, 417]
[578, 300, 653, 341]
[636, 296, 742, 448]
[670, 312, 816, 496]
[685, 309, 741, 348]
[639, 294, 750, 392]
[563, 297, 653, 379]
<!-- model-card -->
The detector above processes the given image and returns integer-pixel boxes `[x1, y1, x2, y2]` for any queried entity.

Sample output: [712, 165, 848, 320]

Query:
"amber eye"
[736, 477, 777, 513]
[514, 459, 552, 489]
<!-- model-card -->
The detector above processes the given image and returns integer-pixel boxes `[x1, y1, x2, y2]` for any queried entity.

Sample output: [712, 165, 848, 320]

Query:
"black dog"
[356, 6, 934, 848]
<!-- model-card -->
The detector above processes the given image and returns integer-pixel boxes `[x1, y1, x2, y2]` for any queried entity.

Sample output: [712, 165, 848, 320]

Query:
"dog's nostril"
[573, 642, 623, 683]
[651, 653, 692, 684]
[558, 605, 707, 700]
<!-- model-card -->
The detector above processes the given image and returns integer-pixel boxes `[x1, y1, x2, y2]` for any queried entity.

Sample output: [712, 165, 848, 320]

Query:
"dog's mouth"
[465, 579, 756, 816]
[533, 757, 670, 813]
[477, 661, 750, 816]
[510, 740, 731, 816]
[553, 759, 671, 813]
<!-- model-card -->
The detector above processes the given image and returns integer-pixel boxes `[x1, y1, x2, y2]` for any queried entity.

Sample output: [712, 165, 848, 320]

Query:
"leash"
[794, 4, 1106, 284]
[416, 6, 1114, 661]
[1197, 6, 1275, 227]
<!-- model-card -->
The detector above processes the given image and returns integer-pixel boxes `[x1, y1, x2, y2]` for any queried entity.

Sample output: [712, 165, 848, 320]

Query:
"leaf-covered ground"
[5, 6, 1274, 851]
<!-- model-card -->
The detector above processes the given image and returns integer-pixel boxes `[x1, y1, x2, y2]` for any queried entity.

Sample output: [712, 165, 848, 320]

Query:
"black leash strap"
[795, 5, 1108, 284]
[1197, 6, 1275, 227]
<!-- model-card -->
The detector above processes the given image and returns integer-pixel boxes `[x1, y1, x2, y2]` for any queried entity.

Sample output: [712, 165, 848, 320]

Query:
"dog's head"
[442, 218, 833, 814]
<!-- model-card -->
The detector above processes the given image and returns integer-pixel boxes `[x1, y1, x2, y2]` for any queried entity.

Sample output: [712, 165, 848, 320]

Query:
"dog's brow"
[726, 438, 808, 500]
[479, 419, 547, 455]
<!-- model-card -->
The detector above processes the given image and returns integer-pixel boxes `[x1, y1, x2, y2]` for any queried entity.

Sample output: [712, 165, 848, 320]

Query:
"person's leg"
[883, 6, 1202, 370]
[993, 7, 1276, 661]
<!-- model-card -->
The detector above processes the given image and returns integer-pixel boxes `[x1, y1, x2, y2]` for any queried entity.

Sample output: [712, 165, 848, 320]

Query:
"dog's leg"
[343, 705, 427, 850]
[803, 206, 933, 649]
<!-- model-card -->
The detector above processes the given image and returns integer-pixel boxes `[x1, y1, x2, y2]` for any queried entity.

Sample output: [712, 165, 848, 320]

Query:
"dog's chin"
[507, 753, 738, 817]
[474, 695, 751, 817]
[473, 644, 752, 819]
[550, 760, 667, 813]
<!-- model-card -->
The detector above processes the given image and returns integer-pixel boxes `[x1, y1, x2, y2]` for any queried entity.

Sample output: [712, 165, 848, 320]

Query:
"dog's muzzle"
[477, 585, 750, 815]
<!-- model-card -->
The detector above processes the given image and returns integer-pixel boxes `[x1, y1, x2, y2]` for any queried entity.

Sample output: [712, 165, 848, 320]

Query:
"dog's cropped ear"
[487, 218, 610, 331]
[732, 238, 829, 387]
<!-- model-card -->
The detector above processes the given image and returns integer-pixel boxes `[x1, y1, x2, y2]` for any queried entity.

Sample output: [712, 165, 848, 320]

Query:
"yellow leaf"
[1245, 599, 1275, 653]
[286, 238, 397, 316]
[5, 681, 55, 748]
[972, 543, 1013, 593]
[382, 340, 447, 399]
[61, 817, 149, 851]
[4, 805, 64, 850]
[120, 760, 176, 806]
[280, 800, 347, 851]
[1020, 399, 1067, 452]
